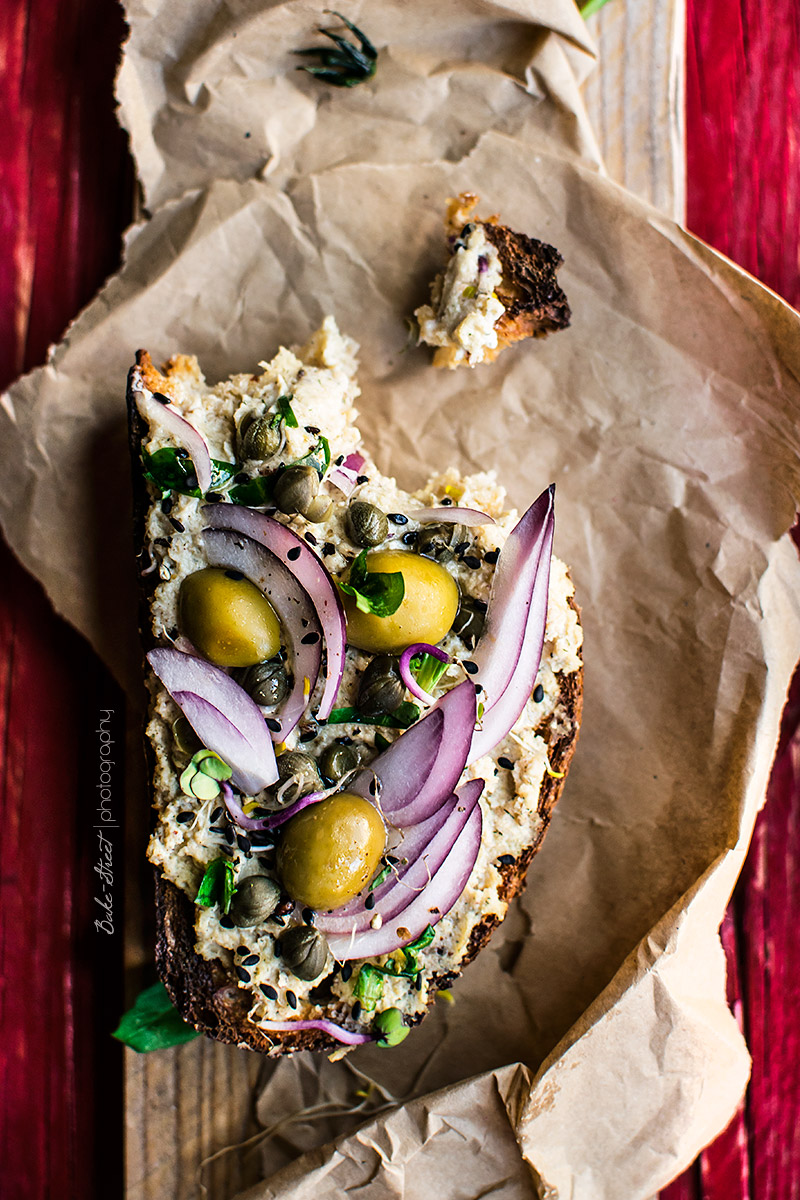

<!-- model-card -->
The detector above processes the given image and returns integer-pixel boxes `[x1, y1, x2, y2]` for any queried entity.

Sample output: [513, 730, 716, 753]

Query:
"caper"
[279, 924, 329, 981]
[357, 655, 405, 716]
[347, 501, 389, 548]
[319, 741, 363, 784]
[239, 415, 281, 461]
[451, 596, 485, 645]
[303, 495, 334, 524]
[274, 465, 319, 516]
[229, 875, 281, 927]
[172, 716, 202, 760]
[236, 658, 290, 708]
[416, 522, 467, 563]
[276, 750, 321, 804]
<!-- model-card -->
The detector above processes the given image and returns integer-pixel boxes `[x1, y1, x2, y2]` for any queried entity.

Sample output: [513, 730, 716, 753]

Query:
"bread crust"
[128, 356, 583, 1057]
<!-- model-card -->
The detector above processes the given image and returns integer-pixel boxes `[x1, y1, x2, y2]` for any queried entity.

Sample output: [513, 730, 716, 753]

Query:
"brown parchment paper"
[3, 3, 800, 1197]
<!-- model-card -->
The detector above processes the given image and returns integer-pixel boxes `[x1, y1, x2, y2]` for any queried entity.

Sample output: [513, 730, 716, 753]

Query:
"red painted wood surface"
[1, 0, 799, 1196]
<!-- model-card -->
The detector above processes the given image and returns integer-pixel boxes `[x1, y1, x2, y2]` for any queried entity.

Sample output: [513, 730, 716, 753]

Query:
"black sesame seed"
[335, 455, 345, 466]
[169, 516, 185, 533]
[223, 827, 235, 844]
[441, 496, 453, 505]
[265, 717, 282, 733]
[341, 963, 353, 982]
[225, 569, 244, 581]
[498, 756, 514, 770]
[209, 825, 226, 835]
[533, 684, 544, 703]
[287, 546, 301, 561]
[299, 729, 317, 744]
[463, 555, 482, 570]
[161, 496, 174, 515]
[243, 953, 259, 966]
[369, 778, 378, 796]
[270, 914, 285, 927]
[176, 811, 194, 824]
[498, 854, 515, 867]
[454, 541, 470, 556]
[168, 626, 179, 640]
[388, 513, 409, 525]
[474, 598, 488, 612]
[219, 915, 235, 929]
[209, 806, 224, 823]
[356, 474, 369, 485]
[286, 990, 298, 1009]
[463, 661, 479, 675]
[235, 966, 251, 983]
[234, 472, 250, 484]
[337, 736, 353, 745]
[484, 549, 500, 565]
[236, 834, 252, 854]
[260, 984, 278, 1000]
[305, 532, 318, 546]
[365, 893, 376, 910]
[237, 944, 249, 956]
[301, 631, 320, 645]
[386, 855, 398, 865]
[475, 684, 483, 694]
[302, 908, 315, 925]
[206, 491, 223, 503]
[401, 531, 417, 545]
[155, 536, 170, 547]
[305, 425, 321, 434]
[351, 1000, 362, 1021]
[322, 542, 336, 556]
[153, 391, 170, 405]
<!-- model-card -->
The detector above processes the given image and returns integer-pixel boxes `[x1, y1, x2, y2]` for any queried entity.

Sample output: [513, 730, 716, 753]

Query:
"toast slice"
[128, 319, 583, 1056]
[415, 193, 571, 369]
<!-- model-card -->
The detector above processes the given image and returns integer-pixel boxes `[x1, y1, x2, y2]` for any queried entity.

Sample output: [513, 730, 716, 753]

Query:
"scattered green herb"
[326, 701, 420, 729]
[112, 982, 200, 1053]
[294, 434, 331, 477]
[295, 12, 377, 88]
[353, 964, 385, 1012]
[196, 857, 236, 914]
[142, 447, 238, 499]
[269, 394, 298, 429]
[228, 474, 275, 506]
[337, 548, 405, 617]
[410, 652, 449, 696]
[369, 864, 391, 891]
[461, 284, 477, 299]
[400, 925, 435, 976]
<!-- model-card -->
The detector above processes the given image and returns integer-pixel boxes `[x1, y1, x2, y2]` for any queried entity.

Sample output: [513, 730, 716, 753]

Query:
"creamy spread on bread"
[415, 224, 505, 368]
[139, 318, 582, 1039]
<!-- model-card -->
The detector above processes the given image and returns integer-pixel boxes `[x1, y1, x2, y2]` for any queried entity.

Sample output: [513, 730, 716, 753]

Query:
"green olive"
[180, 568, 281, 668]
[347, 501, 389, 548]
[230, 876, 281, 927]
[343, 550, 459, 654]
[274, 465, 319, 516]
[238, 415, 281, 461]
[276, 750, 321, 804]
[277, 793, 386, 910]
[416, 523, 467, 563]
[279, 924, 329, 980]
[451, 596, 486, 645]
[236, 658, 290, 708]
[319, 742, 363, 784]
[358, 655, 405, 716]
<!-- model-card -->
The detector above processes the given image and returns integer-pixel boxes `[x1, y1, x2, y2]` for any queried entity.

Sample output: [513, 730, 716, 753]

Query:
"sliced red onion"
[387, 679, 476, 825]
[465, 485, 554, 764]
[133, 382, 213, 495]
[349, 707, 445, 813]
[409, 506, 495, 526]
[327, 802, 483, 961]
[315, 780, 483, 935]
[148, 649, 278, 793]
[326, 452, 366, 496]
[202, 504, 346, 721]
[257, 1018, 373, 1046]
[398, 642, 450, 705]
[221, 782, 273, 831]
[202, 528, 322, 740]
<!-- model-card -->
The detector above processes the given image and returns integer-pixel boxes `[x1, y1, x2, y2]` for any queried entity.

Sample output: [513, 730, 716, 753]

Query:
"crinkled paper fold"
[2, 2, 800, 1197]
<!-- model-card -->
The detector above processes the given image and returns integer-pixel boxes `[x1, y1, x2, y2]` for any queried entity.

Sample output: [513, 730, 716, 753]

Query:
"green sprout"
[295, 12, 378, 87]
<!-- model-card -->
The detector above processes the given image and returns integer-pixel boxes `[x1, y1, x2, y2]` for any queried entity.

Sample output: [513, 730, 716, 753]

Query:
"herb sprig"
[112, 982, 200, 1052]
[196, 858, 236, 914]
[336, 548, 404, 617]
[326, 701, 420, 729]
[295, 12, 377, 88]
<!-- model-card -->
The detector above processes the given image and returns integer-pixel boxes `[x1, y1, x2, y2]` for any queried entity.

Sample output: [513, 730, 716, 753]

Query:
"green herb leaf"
[401, 924, 435, 976]
[295, 12, 377, 88]
[196, 751, 233, 781]
[461, 284, 477, 299]
[410, 652, 449, 695]
[269, 394, 298, 429]
[325, 701, 420, 729]
[369, 864, 391, 891]
[354, 964, 385, 1012]
[294, 434, 331, 477]
[373, 1006, 409, 1047]
[142, 447, 238, 499]
[196, 858, 236, 914]
[112, 982, 200, 1053]
[337, 549, 405, 617]
[229, 473, 275, 506]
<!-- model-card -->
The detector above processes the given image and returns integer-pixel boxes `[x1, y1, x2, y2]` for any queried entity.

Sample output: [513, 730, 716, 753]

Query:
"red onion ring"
[133, 381, 213, 495]
[398, 643, 450, 705]
[257, 1018, 373, 1045]
[409, 506, 494, 526]
[202, 504, 346, 721]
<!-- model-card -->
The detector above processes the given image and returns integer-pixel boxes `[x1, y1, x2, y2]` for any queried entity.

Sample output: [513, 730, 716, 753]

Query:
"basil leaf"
[337, 549, 404, 617]
[112, 982, 200, 1053]
[325, 702, 420, 729]
[196, 858, 235, 913]
[353, 965, 385, 1012]
[410, 653, 449, 695]
[229, 474, 275, 506]
[269, 394, 298, 429]
[142, 447, 237, 499]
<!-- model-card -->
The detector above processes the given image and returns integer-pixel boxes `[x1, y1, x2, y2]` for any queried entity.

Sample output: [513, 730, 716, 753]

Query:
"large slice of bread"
[128, 321, 583, 1056]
